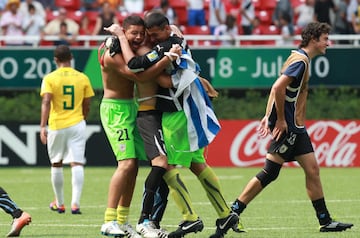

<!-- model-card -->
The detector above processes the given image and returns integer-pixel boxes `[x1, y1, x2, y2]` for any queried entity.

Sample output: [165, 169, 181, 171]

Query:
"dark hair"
[54, 45, 72, 62]
[160, 0, 169, 8]
[28, 3, 35, 11]
[299, 22, 331, 48]
[122, 15, 145, 30]
[144, 11, 169, 29]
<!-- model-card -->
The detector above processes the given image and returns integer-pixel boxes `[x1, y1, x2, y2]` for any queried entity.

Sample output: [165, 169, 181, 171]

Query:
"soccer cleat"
[49, 201, 65, 213]
[119, 223, 142, 238]
[71, 205, 82, 215]
[7, 211, 32, 237]
[100, 221, 126, 237]
[167, 217, 204, 238]
[136, 220, 160, 238]
[232, 217, 246, 233]
[209, 212, 239, 238]
[319, 220, 353, 232]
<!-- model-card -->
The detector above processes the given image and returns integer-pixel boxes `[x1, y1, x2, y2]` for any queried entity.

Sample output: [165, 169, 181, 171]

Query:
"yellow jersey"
[40, 67, 95, 130]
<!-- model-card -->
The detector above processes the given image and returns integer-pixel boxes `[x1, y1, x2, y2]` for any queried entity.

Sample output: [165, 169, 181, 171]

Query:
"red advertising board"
[206, 120, 360, 167]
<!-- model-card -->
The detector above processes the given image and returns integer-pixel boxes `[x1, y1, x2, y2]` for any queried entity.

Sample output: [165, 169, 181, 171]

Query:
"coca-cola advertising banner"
[207, 120, 360, 167]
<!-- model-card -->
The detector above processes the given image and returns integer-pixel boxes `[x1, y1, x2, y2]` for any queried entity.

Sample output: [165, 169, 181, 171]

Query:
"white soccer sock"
[51, 167, 64, 206]
[71, 165, 84, 208]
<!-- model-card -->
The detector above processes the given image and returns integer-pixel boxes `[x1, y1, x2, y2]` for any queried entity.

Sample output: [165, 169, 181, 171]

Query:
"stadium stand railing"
[0, 34, 360, 48]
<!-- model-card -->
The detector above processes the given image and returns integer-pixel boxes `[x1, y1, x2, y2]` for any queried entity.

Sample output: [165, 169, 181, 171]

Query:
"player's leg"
[297, 151, 353, 232]
[0, 187, 32, 237]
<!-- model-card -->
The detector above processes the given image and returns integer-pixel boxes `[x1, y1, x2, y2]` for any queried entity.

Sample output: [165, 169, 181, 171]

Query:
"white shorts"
[47, 120, 86, 165]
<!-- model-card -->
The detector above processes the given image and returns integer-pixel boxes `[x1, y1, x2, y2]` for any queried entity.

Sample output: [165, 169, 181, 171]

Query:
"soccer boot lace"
[167, 217, 204, 238]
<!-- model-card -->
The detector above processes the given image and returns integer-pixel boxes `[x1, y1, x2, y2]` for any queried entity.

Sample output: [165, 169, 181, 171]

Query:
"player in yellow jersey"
[40, 45, 95, 215]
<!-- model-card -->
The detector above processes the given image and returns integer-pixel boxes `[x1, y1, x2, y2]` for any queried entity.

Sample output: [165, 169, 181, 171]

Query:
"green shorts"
[100, 98, 146, 161]
[162, 111, 205, 168]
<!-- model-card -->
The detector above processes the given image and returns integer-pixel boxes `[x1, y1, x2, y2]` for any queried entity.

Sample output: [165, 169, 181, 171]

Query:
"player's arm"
[40, 92, 52, 144]
[82, 97, 91, 120]
[198, 76, 218, 98]
[104, 50, 140, 82]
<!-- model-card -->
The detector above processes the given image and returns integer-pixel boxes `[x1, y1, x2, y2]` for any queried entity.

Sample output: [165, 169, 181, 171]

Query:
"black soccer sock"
[151, 178, 169, 228]
[139, 166, 167, 224]
[312, 197, 331, 225]
[231, 199, 247, 215]
[0, 187, 22, 219]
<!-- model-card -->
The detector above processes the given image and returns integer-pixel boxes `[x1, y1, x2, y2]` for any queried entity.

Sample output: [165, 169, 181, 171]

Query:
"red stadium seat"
[55, 0, 81, 11]
[291, 0, 305, 8]
[168, 0, 187, 9]
[182, 26, 211, 46]
[252, 0, 262, 10]
[67, 10, 84, 25]
[261, 0, 277, 10]
[256, 10, 271, 25]
[174, 7, 188, 26]
[144, 0, 160, 11]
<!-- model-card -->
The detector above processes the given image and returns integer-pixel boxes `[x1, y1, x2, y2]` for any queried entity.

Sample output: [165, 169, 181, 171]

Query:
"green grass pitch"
[0, 167, 358, 237]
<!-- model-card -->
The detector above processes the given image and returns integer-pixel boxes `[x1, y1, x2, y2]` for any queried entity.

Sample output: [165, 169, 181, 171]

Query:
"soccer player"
[98, 16, 180, 238]
[106, 12, 239, 238]
[230, 22, 354, 233]
[0, 187, 31, 237]
[40, 45, 95, 215]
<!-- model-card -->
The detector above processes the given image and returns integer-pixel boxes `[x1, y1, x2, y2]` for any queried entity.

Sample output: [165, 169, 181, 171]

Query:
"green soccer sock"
[164, 169, 198, 221]
[198, 166, 230, 218]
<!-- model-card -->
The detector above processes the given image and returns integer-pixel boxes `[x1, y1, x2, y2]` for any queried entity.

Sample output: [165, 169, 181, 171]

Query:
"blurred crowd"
[0, 0, 359, 46]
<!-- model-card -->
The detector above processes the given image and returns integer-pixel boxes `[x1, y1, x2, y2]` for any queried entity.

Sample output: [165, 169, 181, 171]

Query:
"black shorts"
[268, 131, 314, 162]
[136, 110, 167, 160]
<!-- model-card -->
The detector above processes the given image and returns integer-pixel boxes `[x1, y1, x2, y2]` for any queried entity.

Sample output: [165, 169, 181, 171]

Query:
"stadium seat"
[256, 10, 271, 25]
[116, 11, 129, 24]
[252, 0, 262, 10]
[261, 0, 277, 10]
[55, 0, 81, 11]
[182, 25, 211, 46]
[168, 0, 187, 9]
[291, 0, 305, 8]
[174, 7, 188, 26]
[46, 10, 59, 22]
[144, 0, 160, 11]
[67, 10, 84, 25]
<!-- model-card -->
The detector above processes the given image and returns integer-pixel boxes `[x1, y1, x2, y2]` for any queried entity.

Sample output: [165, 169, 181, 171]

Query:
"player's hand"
[257, 116, 270, 137]
[40, 127, 47, 145]
[169, 44, 182, 57]
[170, 25, 184, 38]
[104, 24, 124, 37]
[272, 119, 287, 141]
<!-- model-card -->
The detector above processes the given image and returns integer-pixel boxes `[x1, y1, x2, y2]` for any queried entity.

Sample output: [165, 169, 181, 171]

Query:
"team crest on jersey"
[119, 144, 126, 152]
[146, 50, 159, 62]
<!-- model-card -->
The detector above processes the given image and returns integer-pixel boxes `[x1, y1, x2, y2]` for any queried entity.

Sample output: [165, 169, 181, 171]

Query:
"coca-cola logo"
[230, 121, 360, 167]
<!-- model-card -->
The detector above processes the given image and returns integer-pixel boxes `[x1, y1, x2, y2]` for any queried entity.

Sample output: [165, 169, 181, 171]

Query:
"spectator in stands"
[314, 0, 337, 26]
[277, 11, 294, 46]
[97, 0, 120, 11]
[208, 0, 226, 34]
[120, 0, 144, 14]
[187, 0, 206, 26]
[0, 0, 7, 12]
[240, 0, 255, 35]
[81, 0, 99, 11]
[334, 0, 351, 43]
[225, 0, 241, 25]
[272, 0, 294, 33]
[347, 0, 358, 33]
[294, 0, 315, 29]
[92, 2, 119, 35]
[54, 21, 76, 45]
[19, 0, 46, 20]
[22, 3, 45, 46]
[214, 14, 238, 45]
[37, 0, 56, 11]
[252, 16, 262, 34]
[0, 0, 24, 46]
[351, 0, 360, 33]
[157, 0, 178, 25]
[44, 7, 79, 36]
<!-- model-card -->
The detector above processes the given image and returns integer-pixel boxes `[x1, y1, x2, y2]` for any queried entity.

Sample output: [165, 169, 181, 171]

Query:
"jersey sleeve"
[283, 61, 306, 83]
[127, 37, 179, 72]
